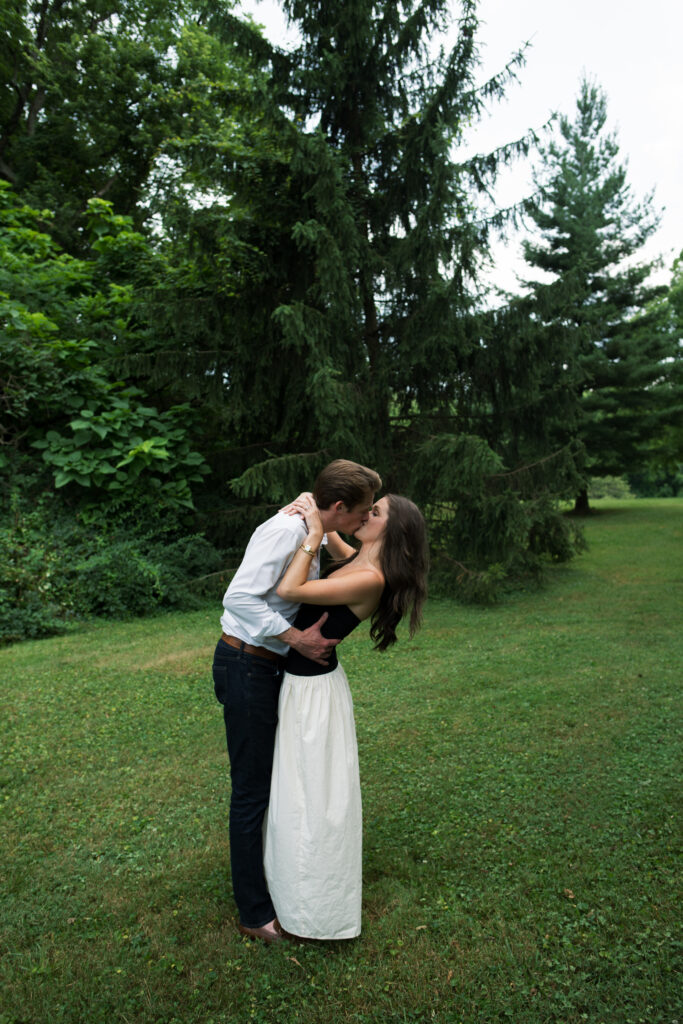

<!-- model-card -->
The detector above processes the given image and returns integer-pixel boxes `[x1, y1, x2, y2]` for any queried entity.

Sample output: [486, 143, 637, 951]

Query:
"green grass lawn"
[1, 499, 681, 1024]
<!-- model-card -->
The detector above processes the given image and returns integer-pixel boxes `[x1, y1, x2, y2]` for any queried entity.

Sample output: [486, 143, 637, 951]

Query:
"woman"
[263, 493, 428, 940]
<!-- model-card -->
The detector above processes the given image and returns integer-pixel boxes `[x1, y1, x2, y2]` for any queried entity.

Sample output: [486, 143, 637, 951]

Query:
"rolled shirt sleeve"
[220, 512, 321, 654]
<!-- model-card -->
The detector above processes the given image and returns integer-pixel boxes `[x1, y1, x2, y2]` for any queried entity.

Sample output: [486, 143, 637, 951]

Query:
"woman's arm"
[277, 565, 383, 608]
[276, 499, 382, 612]
[274, 500, 326, 598]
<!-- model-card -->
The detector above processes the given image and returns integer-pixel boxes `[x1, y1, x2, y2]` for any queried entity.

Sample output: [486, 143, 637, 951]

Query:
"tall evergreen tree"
[252, 0, 532, 471]
[628, 252, 683, 495]
[179, 0, 585, 590]
[520, 77, 672, 513]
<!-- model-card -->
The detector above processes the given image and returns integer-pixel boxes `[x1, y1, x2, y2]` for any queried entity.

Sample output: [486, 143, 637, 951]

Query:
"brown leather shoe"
[237, 919, 285, 945]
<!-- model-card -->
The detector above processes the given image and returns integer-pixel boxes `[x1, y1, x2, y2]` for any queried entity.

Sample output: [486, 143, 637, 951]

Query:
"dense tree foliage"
[628, 252, 683, 496]
[149, 0, 585, 590]
[0, 184, 208, 507]
[0, 183, 220, 643]
[0, 0, 194, 249]
[3, 4, 677, 642]
[516, 79, 678, 512]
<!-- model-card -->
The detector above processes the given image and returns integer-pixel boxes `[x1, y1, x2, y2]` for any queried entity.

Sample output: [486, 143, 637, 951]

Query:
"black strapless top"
[285, 601, 361, 677]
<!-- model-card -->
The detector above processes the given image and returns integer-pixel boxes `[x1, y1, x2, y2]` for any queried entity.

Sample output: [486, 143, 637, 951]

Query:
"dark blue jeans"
[212, 638, 283, 928]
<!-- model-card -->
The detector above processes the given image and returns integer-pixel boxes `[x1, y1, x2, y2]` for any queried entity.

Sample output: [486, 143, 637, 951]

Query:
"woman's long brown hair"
[369, 494, 428, 651]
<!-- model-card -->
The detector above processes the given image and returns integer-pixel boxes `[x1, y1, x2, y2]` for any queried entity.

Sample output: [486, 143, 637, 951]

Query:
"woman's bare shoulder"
[331, 564, 384, 588]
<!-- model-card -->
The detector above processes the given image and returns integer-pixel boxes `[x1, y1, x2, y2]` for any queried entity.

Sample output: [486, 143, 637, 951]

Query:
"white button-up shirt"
[220, 511, 323, 655]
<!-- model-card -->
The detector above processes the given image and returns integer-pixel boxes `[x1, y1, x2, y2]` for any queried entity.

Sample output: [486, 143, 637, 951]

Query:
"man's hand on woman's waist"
[278, 612, 340, 666]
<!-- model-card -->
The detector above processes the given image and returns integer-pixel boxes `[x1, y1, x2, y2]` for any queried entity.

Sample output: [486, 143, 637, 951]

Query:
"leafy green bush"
[71, 541, 166, 618]
[0, 185, 208, 514]
[0, 495, 68, 643]
[628, 467, 683, 498]
[588, 475, 635, 499]
[411, 434, 585, 601]
[71, 534, 222, 618]
[0, 492, 222, 645]
[32, 390, 209, 510]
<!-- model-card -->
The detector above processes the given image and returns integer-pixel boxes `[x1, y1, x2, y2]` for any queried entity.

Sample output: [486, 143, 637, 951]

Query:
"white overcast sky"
[240, 0, 682, 293]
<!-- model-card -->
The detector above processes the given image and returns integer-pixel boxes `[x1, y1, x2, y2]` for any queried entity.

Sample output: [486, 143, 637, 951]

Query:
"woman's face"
[354, 496, 389, 543]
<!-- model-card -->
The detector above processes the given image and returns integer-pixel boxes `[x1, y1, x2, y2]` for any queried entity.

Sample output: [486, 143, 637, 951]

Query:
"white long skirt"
[264, 663, 362, 940]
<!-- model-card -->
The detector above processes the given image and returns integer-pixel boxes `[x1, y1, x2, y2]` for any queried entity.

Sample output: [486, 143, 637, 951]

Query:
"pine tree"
[520, 77, 672, 513]
[263, 0, 535, 467]
[194, 0, 586, 590]
[628, 252, 683, 495]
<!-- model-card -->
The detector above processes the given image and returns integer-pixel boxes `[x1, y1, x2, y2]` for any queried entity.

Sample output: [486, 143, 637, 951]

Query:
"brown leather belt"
[220, 633, 284, 664]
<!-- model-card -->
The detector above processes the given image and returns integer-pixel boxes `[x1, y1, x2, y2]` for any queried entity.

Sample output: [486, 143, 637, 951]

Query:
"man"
[212, 459, 381, 943]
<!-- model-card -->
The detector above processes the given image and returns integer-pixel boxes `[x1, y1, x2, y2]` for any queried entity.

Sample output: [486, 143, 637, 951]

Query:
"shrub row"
[0, 493, 224, 645]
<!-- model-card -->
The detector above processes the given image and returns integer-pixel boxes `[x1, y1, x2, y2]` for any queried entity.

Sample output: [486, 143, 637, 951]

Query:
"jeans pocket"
[213, 662, 229, 705]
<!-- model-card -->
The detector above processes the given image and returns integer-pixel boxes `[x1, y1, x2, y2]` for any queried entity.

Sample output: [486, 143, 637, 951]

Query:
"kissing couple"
[212, 459, 428, 942]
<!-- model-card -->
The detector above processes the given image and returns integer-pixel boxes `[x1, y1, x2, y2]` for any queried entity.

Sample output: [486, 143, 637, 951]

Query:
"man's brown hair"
[313, 459, 381, 510]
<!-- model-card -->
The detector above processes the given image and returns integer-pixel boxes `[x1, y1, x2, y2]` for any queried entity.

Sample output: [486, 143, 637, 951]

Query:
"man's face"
[331, 491, 374, 536]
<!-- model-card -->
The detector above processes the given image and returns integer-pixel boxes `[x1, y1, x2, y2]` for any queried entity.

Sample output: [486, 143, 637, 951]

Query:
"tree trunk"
[573, 486, 591, 515]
